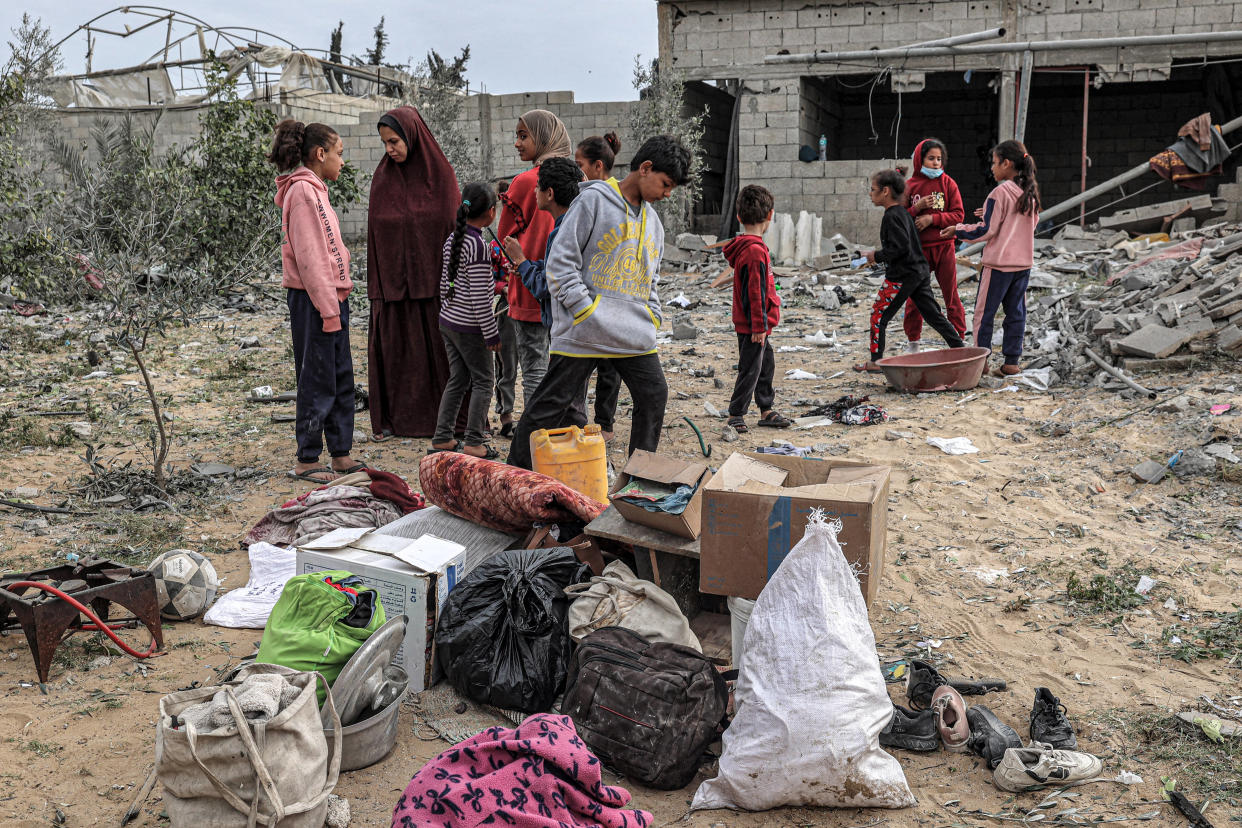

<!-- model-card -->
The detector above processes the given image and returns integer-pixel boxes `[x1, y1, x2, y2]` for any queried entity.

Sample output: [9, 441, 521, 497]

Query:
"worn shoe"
[931, 685, 970, 753]
[879, 704, 940, 752]
[966, 705, 1023, 769]
[1030, 687, 1078, 749]
[993, 744, 1103, 792]
[904, 340, 922, 354]
[906, 659, 948, 709]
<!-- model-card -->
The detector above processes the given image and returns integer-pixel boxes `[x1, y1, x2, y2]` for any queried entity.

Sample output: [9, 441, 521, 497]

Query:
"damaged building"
[657, 0, 1242, 242]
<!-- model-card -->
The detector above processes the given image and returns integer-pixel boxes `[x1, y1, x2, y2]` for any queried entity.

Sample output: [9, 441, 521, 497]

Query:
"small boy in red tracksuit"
[904, 138, 966, 351]
[724, 185, 791, 433]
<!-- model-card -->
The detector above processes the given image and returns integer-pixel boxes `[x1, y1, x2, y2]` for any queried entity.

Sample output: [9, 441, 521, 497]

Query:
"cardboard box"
[609, 450, 713, 539]
[700, 452, 890, 604]
[296, 527, 465, 693]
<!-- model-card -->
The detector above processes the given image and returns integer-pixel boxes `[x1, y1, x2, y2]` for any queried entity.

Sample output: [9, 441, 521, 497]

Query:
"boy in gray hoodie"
[509, 135, 692, 469]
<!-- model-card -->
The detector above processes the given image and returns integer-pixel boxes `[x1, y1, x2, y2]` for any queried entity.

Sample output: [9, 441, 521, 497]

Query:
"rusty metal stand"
[0, 559, 163, 688]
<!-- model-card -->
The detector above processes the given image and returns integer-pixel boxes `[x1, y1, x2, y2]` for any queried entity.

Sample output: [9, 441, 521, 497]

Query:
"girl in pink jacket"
[943, 140, 1040, 376]
[269, 119, 362, 483]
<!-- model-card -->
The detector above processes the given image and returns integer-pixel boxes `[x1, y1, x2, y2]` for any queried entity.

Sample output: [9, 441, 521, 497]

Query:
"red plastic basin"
[876, 346, 991, 392]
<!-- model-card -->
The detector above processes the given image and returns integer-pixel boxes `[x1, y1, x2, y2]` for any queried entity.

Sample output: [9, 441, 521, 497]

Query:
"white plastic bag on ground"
[202, 542, 295, 628]
[691, 511, 915, 812]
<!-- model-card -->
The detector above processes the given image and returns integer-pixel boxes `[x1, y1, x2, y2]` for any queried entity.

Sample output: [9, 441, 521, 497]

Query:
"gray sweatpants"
[494, 316, 549, 414]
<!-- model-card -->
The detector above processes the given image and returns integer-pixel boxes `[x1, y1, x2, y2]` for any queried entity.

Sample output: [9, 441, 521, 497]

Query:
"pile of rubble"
[1021, 213, 1242, 392]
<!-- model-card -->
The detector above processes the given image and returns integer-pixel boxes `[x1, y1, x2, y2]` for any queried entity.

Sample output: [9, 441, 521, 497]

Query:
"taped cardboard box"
[608, 450, 713, 539]
[296, 527, 465, 693]
[700, 452, 889, 603]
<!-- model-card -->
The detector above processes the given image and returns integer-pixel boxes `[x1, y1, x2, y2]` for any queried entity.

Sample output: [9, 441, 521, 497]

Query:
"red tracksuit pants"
[903, 242, 966, 342]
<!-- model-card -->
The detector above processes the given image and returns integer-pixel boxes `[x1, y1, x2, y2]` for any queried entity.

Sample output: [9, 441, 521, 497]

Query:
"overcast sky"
[2, 2, 659, 102]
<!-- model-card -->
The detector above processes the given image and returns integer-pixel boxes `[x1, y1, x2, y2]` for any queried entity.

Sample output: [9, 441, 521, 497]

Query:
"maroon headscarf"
[367, 106, 460, 300]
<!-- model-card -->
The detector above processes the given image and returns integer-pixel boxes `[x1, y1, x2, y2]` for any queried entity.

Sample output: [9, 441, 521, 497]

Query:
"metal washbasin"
[876, 346, 991, 392]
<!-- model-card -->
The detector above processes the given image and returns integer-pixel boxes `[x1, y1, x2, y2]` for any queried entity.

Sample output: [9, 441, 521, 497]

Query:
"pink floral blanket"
[392, 714, 652, 828]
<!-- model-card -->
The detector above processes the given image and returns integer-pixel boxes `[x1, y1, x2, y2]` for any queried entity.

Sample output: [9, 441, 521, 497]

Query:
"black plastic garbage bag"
[435, 547, 589, 712]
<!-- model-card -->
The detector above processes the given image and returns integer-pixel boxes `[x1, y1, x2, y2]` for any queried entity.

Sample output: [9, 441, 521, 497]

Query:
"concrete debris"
[1130, 459, 1167, 483]
[1172, 446, 1217, 478]
[1020, 221, 1242, 392]
[671, 314, 700, 340]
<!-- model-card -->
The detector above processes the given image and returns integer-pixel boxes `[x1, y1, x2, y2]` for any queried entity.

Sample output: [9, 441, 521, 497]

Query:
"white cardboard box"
[296, 527, 465, 693]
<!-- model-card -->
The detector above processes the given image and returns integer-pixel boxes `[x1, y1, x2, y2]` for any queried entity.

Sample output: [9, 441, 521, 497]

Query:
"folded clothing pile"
[612, 477, 698, 515]
[243, 469, 425, 548]
[175, 673, 301, 733]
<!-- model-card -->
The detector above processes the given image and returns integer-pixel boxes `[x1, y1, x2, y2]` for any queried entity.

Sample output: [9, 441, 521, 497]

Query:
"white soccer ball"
[148, 549, 219, 621]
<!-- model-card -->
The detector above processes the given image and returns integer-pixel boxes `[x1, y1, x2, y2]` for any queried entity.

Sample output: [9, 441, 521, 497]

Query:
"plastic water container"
[727, 596, 756, 669]
[531, 425, 609, 504]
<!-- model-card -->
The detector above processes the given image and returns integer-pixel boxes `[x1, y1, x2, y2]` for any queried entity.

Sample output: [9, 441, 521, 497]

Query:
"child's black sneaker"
[879, 704, 940, 752]
[1030, 687, 1077, 749]
[966, 705, 1022, 769]
[905, 659, 947, 709]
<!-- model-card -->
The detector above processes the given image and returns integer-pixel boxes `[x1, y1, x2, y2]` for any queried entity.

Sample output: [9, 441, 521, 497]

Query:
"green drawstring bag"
[256, 571, 386, 702]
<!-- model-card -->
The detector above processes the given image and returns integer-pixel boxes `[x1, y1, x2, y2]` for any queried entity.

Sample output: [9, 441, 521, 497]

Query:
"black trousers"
[593, 363, 622, 430]
[509, 353, 668, 470]
[870, 275, 964, 360]
[729, 334, 775, 418]
[288, 289, 354, 463]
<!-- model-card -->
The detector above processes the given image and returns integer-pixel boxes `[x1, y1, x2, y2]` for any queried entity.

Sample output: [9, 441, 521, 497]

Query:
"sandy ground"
[0, 266, 1239, 827]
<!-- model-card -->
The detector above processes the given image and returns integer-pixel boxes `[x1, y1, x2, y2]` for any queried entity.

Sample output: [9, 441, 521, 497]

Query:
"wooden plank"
[584, 506, 701, 559]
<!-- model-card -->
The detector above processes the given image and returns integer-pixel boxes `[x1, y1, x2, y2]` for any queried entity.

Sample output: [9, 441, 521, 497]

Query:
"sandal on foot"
[426, 443, 461, 455]
[498, 421, 515, 439]
[853, 362, 883, 374]
[370, 431, 395, 443]
[463, 444, 501, 461]
[726, 416, 749, 434]
[287, 467, 336, 483]
[333, 463, 368, 475]
[756, 411, 793, 428]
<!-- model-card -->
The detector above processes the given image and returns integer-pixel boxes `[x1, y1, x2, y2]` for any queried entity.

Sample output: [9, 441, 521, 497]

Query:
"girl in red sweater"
[903, 139, 966, 352]
[494, 109, 572, 437]
[269, 119, 361, 483]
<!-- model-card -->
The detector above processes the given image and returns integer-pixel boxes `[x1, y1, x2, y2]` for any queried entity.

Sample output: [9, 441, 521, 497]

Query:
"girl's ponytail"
[267, 118, 340, 172]
[446, 181, 499, 300]
[578, 132, 622, 174]
[994, 139, 1041, 216]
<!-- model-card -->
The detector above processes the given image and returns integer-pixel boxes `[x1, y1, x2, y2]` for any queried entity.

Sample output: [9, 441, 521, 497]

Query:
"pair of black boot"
[880, 660, 1077, 769]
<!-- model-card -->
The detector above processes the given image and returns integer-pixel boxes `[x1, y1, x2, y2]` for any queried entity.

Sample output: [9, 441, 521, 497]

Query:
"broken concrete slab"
[1130, 460, 1167, 483]
[1173, 446, 1216, 478]
[675, 233, 707, 251]
[1217, 325, 1242, 352]
[1120, 355, 1199, 373]
[1115, 324, 1197, 359]
[1100, 194, 1223, 235]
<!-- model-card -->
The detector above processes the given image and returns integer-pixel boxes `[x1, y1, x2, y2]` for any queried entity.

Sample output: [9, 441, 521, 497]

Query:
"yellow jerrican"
[588, 219, 660, 297]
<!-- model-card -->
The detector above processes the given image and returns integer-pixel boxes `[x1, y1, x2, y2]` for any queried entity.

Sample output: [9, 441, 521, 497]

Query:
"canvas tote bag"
[566, 560, 702, 651]
[155, 670, 341, 827]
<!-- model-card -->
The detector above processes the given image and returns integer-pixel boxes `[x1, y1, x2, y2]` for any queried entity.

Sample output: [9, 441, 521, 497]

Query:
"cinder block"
[766, 110, 799, 129]
[749, 28, 783, 47]
[1046, 12, 1083, 32]
[686, 31, 719, 50]
[739, 144, 768, 162]
[763, 10, 797, 29]
[732, 11, 763, 30]
[719, 29, 749, 48]
[547, 91, 573, 105]
[1195, 4, 1232, 24]
[703, 48, 735, 66]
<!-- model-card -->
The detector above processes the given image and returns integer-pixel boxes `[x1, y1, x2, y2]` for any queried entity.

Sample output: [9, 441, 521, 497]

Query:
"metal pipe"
[1015, 50, 1033, 143]
[958, 111, 1242, 256]
[905, 27, 1006, 50]
[1080, 69, 1090, 229]
[765, 29, 1242, 64]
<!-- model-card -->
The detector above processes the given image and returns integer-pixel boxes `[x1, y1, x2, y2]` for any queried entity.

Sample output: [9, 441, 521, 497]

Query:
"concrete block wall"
[665, 0, 1242, 80]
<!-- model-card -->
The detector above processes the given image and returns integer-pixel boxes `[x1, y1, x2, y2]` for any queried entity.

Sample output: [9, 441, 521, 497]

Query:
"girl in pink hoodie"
[942, 140, 1040, 376]
[269, 119, 362, 483]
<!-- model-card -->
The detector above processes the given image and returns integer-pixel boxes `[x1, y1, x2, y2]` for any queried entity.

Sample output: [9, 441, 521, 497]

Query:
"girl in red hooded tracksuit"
[903, 138, 966, 350]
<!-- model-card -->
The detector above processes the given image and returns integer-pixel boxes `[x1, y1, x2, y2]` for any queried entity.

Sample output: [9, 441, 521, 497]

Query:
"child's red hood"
[910, 139, 942, 180]
[723, 233, 767, 267]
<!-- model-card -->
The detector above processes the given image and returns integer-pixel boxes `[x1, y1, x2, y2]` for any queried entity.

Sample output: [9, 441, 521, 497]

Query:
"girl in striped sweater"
[431, 182, 503, 459]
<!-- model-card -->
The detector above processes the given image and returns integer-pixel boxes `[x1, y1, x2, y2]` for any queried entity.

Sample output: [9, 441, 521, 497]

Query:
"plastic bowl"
[875, 346, 991, 392]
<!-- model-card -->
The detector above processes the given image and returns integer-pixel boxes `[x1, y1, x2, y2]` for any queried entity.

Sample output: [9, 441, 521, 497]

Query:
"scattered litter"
[1210, 403, 1232, 416]
[667, 292, 692, 308]
[1015, 367, 1055, 392]
[1117, 771, 1144, 785]
[250, 385, 274, 400]
[777, 345, 812, 353]
[973, 568, 1010, 584]
[927, 437, 979, 455]
[785, 369, 820, 380]
[703, 401, 725, 419]
[83, 370, 109, 379]
[804, 395, 889, 426]
[1134, 575, 1156, 596]
[803, 330, 835, 347]
[1204, 443, 1240, 463]
[1163, 598, 1179, 611]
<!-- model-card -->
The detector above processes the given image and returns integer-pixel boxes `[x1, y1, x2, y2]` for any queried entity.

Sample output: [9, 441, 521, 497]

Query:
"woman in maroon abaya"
[367, 106, 461, 439]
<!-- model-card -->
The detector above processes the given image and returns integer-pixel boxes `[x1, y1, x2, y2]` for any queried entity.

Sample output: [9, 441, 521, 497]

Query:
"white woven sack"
[565, 560, 701, 651]
[692, 511, 915, 811]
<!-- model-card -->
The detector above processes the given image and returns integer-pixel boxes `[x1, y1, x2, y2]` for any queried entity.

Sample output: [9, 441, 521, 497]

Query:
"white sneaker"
[993, 743, 1103, 792]
[904, 341, 922, 354]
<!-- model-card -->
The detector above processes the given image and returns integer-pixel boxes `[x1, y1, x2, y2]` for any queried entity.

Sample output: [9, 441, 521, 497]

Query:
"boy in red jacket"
[904, 138, 966, 351]
[724, 185, 791, 433]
